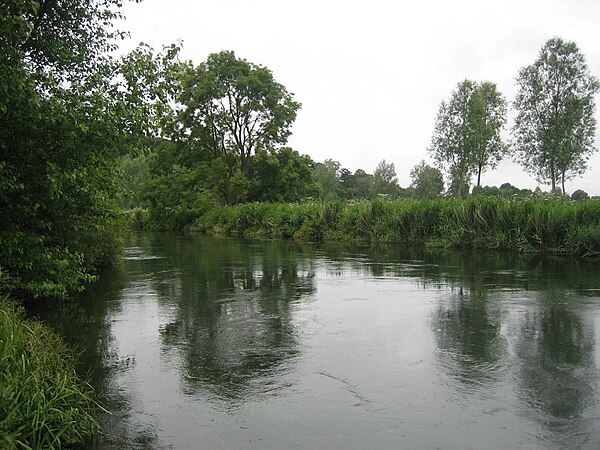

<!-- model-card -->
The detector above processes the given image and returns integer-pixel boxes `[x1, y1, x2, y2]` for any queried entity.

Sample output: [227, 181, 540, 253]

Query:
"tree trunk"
[550, 165, 556, 193]
[222, 187, 235, 205]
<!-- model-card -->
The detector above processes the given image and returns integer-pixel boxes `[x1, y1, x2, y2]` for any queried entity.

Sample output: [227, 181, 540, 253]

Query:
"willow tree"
[429, 80, 507, 198]
[513, 37, 599, 194]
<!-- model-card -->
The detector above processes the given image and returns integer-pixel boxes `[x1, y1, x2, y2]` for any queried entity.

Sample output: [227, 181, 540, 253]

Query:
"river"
[31, 232, 600, 449]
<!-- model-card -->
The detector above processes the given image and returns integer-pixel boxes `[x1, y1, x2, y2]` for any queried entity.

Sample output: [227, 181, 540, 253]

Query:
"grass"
[0, 295, 99, 449]
[188, 197, 600, 256]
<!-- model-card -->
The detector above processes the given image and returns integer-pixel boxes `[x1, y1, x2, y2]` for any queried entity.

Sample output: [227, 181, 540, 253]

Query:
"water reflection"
[513, 293, 597, 447]
[136, 233, 316, 404]
[433, 287, 505, 391]
[28, 233, 600, 449]
[423, 251, 600, 447]
[27, 261, 164, 448]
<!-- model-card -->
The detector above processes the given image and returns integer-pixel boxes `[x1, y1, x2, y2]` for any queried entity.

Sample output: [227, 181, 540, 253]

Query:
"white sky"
[120, 0, 600, 195]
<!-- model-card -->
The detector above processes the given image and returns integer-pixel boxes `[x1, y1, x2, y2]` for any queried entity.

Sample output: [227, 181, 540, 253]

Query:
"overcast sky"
[120, 0, 600, 195]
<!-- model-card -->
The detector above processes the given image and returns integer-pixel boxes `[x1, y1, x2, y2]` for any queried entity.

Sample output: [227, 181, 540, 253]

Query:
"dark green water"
[31, 232, 600, 449]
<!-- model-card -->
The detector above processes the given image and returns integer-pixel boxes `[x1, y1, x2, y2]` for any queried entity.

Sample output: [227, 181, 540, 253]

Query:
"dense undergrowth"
[0, 289, 99, 449]
[143, 197, 600, 256]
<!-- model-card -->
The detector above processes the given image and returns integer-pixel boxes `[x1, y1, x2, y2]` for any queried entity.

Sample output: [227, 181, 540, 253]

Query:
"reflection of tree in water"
[413, 246, 598, 444]
[427, 252, 507, 390]
[433, 287, 504, 390]
[26, 261, 163, 449]
[515, 296, 595, 422]
[146, 234, 316, 404]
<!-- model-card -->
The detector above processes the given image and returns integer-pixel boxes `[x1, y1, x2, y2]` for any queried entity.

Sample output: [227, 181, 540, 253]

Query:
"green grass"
[189, 197, 600, 256]
[0, 296, 99, 449]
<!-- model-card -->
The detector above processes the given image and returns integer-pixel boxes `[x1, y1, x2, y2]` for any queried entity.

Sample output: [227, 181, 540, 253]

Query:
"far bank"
[131, 197, 600, 257]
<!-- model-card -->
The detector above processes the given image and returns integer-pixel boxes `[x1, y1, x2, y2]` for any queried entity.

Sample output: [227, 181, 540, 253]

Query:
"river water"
[31, 232, 600, 449]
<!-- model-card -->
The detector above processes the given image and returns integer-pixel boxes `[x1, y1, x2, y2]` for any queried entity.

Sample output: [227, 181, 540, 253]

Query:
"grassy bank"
[0, 295, 99, 449]
[187, 197, 600, 256]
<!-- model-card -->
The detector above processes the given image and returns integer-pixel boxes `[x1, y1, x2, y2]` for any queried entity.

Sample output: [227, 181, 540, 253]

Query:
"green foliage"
[169, 50, 301, 203]
[190, 198, 600, 256]
[429, 79, 507, 198]
[314, 159, 342, 200]
[0, 295, 99, 448]
[339, 168, 374, 200]
[476, 183, 535, 198]
[410, 160, 445, 199]
[470, 82, 508, 188]
[119, 153, 152, 209]
[0, 1, 173, 299]
[371, 159, 400, 198]
[250, 147, 320, 202]
[571, 189, 589, 201]
[513, 37, 599, 194]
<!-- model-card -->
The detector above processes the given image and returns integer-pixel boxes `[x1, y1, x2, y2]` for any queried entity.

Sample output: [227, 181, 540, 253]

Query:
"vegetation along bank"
[0, 292, 99, 448]
[1, 0, 599, 445]
[179, 197, 600, 257]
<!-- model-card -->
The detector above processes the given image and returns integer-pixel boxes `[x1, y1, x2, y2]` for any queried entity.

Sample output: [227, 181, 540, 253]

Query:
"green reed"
[190, 197, 600, 256]
[0, 297, 99, 449]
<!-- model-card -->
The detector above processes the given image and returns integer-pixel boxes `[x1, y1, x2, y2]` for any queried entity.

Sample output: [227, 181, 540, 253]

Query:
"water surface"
[32, 233, 600, 449]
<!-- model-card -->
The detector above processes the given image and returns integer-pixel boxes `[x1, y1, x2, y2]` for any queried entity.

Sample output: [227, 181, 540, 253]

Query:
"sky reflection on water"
[31, 233, 600, 449]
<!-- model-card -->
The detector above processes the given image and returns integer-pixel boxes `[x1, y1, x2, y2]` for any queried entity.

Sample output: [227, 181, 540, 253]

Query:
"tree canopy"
[513, 37, 599, 195]
[429, 80, 507, 198]
[410, 161, 444, 199]
[0, 0, 163, 299]
[170, 50, 301, 204]
[372, 159, 399, 197]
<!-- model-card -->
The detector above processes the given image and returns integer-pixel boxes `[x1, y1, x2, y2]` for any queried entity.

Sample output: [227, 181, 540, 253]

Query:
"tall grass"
[190, 197, 600, 256]
[0, 296, 99, 449]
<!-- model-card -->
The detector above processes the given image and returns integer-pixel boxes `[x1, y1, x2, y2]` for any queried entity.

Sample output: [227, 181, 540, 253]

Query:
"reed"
[189, 197, 600, 256]
[0, 296, 99, 449]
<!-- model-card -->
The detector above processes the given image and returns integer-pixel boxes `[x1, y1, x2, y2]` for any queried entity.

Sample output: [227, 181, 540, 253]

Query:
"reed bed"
[190, 197, 600, 256]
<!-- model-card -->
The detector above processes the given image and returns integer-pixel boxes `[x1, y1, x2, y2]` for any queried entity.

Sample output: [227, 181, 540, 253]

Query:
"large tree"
[0, 1, 165, 299]
[471, 82, 508, 190]
[429, 80, 507, 198]
[513, 37, 599, 194]
[173, 51, 300, 203]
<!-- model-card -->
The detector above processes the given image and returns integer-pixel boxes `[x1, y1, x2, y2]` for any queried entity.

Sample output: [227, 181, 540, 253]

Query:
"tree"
[429, 80, 507, 198]
[119, 154, 152, 209]
[410, 160, 444, 199]
[250, 147, 320, 202]
[513, 37, 599, 195]
[0, 1, 167, 299]
[315, 159, 341, 200]
[339, 168, 374, 200]
[571, 189, 589, 201]
[371, 159, 399, 197]
[471, 82, 508, 189]
[172, 51, 300, 203]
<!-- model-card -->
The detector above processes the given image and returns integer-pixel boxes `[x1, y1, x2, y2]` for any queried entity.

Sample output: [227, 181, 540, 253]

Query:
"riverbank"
[177, 197, 600, 256]
[0, 293, 99, 448]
